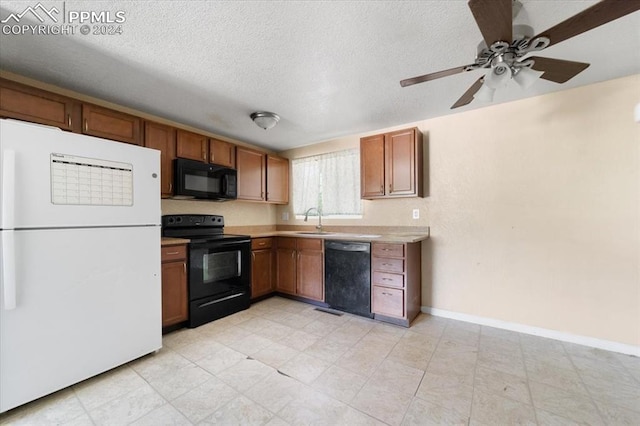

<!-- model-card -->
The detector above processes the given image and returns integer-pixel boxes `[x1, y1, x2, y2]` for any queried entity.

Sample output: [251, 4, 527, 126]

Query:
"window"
[292, 149, 361, 217]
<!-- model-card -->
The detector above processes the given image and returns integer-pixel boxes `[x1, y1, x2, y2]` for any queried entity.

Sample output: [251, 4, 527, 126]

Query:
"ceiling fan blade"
[468, 0, 513, 46]
[400, 65, 472, 87]
[533, 0, 640, 48]
[451, 77, 484, 109]
[529, 56, 590, 83]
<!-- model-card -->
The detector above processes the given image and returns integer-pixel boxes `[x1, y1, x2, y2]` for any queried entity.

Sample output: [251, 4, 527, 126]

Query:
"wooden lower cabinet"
[275, 238, 297, 294]
[276, 237, 324, 302]
[296, 239, 324, 301]
[371, 242, 421, 327]
[161, 244, 188, 328]
[251, 238, 275, 298]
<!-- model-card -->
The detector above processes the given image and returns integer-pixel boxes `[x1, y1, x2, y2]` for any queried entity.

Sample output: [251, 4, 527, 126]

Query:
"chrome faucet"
[303, 207, 323, 232]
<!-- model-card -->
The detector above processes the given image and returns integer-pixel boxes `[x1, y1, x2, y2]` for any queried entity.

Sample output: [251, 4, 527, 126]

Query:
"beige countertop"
[244, 230, 429, 243]
[161, 228, 430, 244]
[161, 237, 190, 246]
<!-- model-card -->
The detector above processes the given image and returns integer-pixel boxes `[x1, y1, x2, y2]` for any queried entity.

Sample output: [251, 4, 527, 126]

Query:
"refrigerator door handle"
[2, 230, 16, 309]
[2, 149, 16, 229]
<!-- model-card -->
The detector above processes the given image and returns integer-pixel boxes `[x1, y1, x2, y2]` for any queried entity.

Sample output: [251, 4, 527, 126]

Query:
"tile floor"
[1, 296, 639, 425]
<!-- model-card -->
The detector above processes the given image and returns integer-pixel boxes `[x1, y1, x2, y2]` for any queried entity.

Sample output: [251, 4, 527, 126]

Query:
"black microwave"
[174, 158, 237, 200]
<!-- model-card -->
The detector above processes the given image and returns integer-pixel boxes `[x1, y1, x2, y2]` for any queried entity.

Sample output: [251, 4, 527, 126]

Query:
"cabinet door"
[144, 121, 176, 197]
[161, 260, 188, 327]
[252, 249, 274, 298]
[82, 104, 141, 145]
[266, 155, 289, 204]
[209, 138, 236, 168]
[360, 134, 386, 198]
[176, 129, 208, 162]
[276, 238, 296, 294]
[236, 147, 266, 201]
[0, 78, 81, 132]
[296, 242, 324, 302]
[386, 128, 417, 196]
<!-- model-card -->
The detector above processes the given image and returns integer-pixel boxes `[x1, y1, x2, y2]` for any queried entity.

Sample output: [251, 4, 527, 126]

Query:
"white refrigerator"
[0, 119, 162, 413]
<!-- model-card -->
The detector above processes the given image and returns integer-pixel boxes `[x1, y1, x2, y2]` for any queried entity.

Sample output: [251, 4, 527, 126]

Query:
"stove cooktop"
[162, 214, 250, 243]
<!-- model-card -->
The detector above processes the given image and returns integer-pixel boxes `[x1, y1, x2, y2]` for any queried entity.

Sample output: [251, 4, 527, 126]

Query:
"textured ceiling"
[0, 1, 639, 151]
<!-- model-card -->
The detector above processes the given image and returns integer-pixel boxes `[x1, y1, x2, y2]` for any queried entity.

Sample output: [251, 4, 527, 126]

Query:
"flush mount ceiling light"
[250, 111, 280, 130]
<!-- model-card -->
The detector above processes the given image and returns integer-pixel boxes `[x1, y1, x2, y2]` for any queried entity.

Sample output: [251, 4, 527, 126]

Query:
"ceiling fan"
[400, 0, 640, 109]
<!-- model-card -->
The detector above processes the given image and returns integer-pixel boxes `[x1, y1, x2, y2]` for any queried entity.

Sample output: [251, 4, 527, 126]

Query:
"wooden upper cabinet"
[82, 104, 141, 145]
[209, 138, 236, 168]
[360, 134, 386, 198]
[236, 146, 266, 201]
[176, 129, 208, 162]
[0, 78, 81, 132]
[144, 121, 176, 197]
[386, 128, 420, 196]
[266, 155, 289, 204]
[360, 127, 423, 199]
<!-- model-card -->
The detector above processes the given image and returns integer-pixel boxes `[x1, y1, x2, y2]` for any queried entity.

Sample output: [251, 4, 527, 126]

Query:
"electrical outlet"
[412, 209, 420, 219]
[282, 212, 289, 221]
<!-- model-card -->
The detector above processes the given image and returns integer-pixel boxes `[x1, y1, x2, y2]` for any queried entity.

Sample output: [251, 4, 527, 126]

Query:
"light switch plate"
[282, 212, 289, 221]
[412, 209, 419, 219]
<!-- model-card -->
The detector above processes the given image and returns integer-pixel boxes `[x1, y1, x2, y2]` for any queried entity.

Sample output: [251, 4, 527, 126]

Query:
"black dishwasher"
[324, 240, 373, 318]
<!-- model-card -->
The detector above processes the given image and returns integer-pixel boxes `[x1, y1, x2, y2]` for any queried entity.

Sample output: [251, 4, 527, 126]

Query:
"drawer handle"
[165, 251, 180, 255]
[382, 263, 393, 266]
[382, 292, 394, 296]
[382, 248, 391, 251]
[382, 278, 393, 281]
[258, 242, 266, 246]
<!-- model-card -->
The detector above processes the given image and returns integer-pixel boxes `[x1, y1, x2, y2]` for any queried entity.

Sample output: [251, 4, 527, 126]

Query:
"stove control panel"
[162, 214, 224, 228]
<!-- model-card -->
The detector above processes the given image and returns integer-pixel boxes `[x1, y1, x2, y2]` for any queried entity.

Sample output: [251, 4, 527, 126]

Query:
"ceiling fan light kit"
[400, 0, 640, 109]
[474, 82, 495, 102]
[250, 111, 280, 130]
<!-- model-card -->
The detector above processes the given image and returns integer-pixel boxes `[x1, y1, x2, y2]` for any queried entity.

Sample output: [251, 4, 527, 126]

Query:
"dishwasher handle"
[325, 241, 370, 253]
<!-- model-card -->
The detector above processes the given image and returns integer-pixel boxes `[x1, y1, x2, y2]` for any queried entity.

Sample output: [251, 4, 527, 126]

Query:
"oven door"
[188, 239, 251, 301]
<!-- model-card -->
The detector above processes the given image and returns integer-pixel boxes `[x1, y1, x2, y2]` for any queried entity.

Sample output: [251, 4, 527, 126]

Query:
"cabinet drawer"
[372, 243, 404, 258]
[252, 238, 273, 250]
[372, 271, 404, 288]
[277, 237, 297, 249]
[297, 238, 323, 251]
[372, 256, 404, 273]
[372, 286, 404, 318]
[161, 245, 187, 262]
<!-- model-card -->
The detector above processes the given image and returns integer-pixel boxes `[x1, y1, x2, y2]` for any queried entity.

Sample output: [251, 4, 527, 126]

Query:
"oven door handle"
[197, 292, 246, 308]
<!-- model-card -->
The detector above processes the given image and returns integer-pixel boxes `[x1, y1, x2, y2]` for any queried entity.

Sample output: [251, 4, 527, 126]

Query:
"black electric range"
[162, 214, 251, 327]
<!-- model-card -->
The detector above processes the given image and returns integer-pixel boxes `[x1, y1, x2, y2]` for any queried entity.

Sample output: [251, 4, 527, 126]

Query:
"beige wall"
[162, 200, 276, 227]
[282, 74, 640, 347]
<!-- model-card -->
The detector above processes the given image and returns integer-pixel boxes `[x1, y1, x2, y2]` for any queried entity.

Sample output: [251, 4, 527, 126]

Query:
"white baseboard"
[421, 306, 640, 357]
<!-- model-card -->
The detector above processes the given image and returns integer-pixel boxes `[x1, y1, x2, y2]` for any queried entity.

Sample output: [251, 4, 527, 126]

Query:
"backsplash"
[161, 199, 277, 227]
